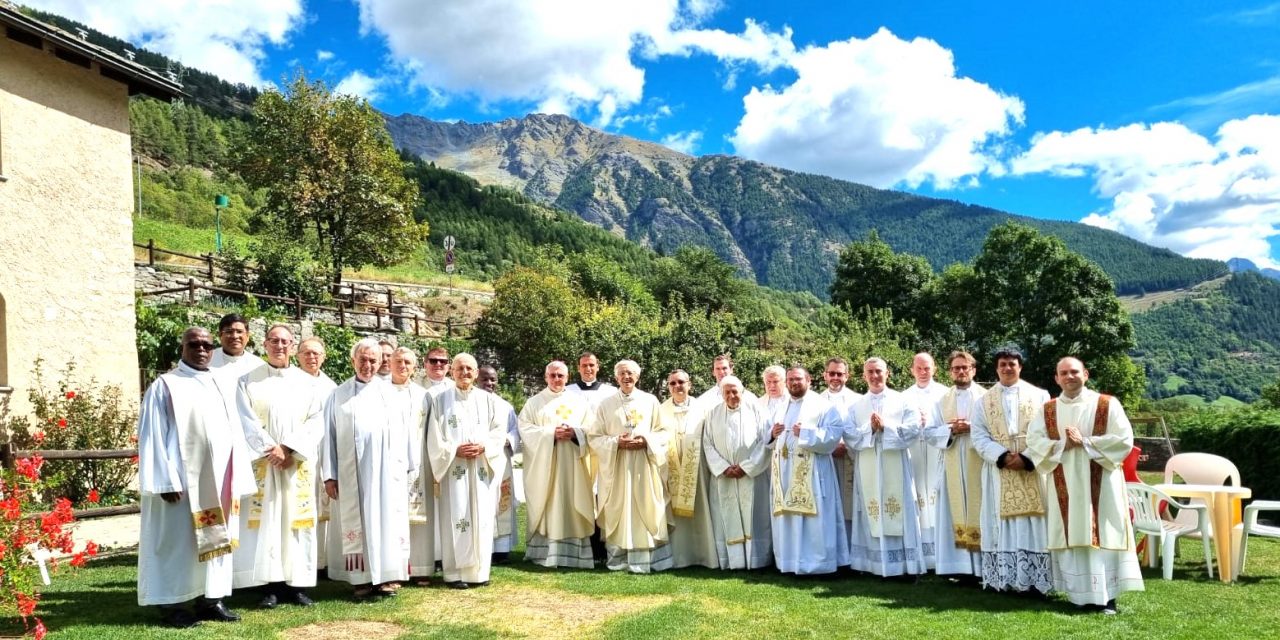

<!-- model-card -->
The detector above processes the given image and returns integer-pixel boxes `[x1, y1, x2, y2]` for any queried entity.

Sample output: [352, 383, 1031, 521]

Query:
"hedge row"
[1173, 407, 1280, 502]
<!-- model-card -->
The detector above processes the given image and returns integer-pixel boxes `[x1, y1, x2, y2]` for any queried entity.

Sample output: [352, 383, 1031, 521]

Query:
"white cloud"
[334, 70, 383, 101]
[729, 28, 1024, 189]
[660, 130, 702, 154]
[1149, 76, 1280, 132]
[316, 49, 335, 62]
[1012, 115, 1280, 268]
[24, 0, 305, 86]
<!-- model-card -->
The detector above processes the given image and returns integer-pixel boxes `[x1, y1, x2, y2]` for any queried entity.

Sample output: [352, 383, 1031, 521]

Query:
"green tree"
[477, 267, 591, 384]
[648, 246, 745, 315]
[239, 75, 425, 287]
[969, 222, 1135, 390]
[829, 230, 934, 323]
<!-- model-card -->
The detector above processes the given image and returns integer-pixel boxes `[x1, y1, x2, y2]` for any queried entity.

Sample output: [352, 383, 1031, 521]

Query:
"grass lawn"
[34, 531, 1280, 639]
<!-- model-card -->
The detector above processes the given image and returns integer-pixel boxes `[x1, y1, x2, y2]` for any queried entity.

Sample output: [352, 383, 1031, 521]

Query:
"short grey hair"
[614, 359, 641, 377]
[545, 360, 568, 375]
[762, 365, 785, 381]
[719, 375, 744, 392]
[393, 346, 418, 364]
[350, 336, 382, 361]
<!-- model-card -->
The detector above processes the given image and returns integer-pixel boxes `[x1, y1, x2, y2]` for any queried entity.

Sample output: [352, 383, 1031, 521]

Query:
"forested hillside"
[1132, 271, 1280, 402]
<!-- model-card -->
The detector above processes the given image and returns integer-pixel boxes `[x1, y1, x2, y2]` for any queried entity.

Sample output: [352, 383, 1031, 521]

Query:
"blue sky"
[30, 0, 1280, 266]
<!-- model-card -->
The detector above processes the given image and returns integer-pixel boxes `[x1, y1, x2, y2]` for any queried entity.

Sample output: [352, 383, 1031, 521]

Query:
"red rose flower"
[85, 540, 99, 556]
[33, 620, 47, 640]
[70, 552, 87, 567]
[16, 593, 38, 617]
[88, 488, 101, 504]
[65, 391, 76, 399]
[56, 418, 67, 429]
[32, 430, 46, 445]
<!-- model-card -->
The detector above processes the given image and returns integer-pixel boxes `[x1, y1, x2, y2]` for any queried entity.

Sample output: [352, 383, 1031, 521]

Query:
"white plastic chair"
[1236, 500, 1280, 580]
[1162, 452, 1241, 549]
[1127, 482, 1215, 580]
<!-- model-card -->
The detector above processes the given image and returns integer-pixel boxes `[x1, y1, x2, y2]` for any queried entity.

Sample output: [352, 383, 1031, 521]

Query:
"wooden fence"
[0, 444, 140, 520]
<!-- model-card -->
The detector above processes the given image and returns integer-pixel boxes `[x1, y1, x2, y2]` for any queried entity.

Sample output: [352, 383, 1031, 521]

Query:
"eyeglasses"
[668, 380, 688, 386]
[265, 338, 293, 346]
[427, 358, 449, 365]
[950, 365, 973, 371]
[185, 341, 216, 351]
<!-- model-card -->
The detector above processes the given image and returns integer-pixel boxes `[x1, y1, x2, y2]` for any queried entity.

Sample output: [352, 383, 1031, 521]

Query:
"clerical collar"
[1059, 391, 1084, 403]
[1001, 383, 1019, 393]
[866, 389, 886, 398]
[576, 380, 601, 391]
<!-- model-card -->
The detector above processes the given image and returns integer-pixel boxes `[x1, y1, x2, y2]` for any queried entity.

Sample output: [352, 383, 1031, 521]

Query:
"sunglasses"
[427, 358, 450, 365]
[185, 341, 217, 351]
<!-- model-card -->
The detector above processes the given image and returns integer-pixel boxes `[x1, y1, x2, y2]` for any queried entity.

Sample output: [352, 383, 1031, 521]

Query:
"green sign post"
[214, 194, 229, 252]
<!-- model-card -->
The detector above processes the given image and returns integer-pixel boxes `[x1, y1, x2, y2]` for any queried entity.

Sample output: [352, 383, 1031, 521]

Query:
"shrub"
[6, 360, 139, 506]
[1173, 407, 1280, 501]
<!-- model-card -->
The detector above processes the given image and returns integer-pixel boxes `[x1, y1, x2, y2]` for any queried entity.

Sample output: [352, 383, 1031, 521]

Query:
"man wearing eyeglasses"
[210, 313, 265, 380]
[231, 324, 325, 609]
[517, 361, 597, 568]
[137, 327, 258, 627]
[661, 369, 717, 569]
[927, 351, 987, 580]
[421, 346, 454, 395]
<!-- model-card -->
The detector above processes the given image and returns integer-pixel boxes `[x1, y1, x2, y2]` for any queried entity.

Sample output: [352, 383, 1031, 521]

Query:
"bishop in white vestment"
[590, 359, 672, 573]
[702, 376, 773, 569]
[518, 361, 598, 568]
[661, 370, 717, 569]
[768, 367, 849, 575]
[231, 326, 325, 607]
[321, 339, 418, 598]
[844, 358, 927, 577]
[1026, 358, 1143, 612]
[137, 328, 257, 627]
[426, 354, 508, 587]
[970, 349, 1053, 594]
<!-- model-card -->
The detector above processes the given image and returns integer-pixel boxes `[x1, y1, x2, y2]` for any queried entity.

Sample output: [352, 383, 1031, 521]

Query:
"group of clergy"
[136, 312, 1144, 629]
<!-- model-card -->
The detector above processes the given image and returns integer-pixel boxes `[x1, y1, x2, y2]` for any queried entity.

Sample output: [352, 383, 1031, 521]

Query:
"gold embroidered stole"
[665, 402, 702, 518]
[770, 398, 818, 516]
[246, 377, 318, 531]
[942, 385, 985, 550]
[859, 446, 906, 537]
[1045, 395, 1111, 548]
[981, 389, 1044, 518]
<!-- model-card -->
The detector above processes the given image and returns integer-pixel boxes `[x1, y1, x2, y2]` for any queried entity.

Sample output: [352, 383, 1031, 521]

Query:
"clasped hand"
[618, 434, 647, 450]
[1064, 426, 1084, 449]
[456, 442, 485, 458]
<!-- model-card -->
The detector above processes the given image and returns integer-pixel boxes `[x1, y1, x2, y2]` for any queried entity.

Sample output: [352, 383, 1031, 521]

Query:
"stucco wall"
[0, 36, 140, 432]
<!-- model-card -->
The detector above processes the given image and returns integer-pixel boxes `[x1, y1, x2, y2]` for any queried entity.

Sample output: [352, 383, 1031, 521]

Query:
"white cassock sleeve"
[797, 405, 843, 454]
[137, 380, 184, 496]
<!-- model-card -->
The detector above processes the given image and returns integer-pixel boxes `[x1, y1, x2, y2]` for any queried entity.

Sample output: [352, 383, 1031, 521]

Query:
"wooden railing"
[138, 278, 473, 338]
[0, 444, 140, 519]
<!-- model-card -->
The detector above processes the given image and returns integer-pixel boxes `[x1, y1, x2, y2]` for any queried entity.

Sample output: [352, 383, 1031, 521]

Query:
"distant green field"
[1167, 394, 1247, 409]
[1161, 374, 1189, 393]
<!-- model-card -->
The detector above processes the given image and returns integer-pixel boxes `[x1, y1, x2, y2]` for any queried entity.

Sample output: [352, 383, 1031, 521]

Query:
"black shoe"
[492, 552, 510, 564]
[1103, 600, 1118, 615]
[448, 581, 469, 590]
[195, 599, 240, 622]
[159, 607, 199, 629]
[467, 581, 490, 588]
[288, 590, 315, 607]
[258, 592, 278, 609]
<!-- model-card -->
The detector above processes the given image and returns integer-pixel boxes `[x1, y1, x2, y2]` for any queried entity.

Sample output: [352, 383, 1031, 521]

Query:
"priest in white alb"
[768, 367, 849, 575]
[821, 357, 859, 554]
[209, 313, 265, 380]
[844, 357, 928, 577]
[478, 364, 521, 562]
[660, 369, 717, 569]
[1026, 357, 1143, 613]
[386, 347, 433, 585]
[517, 361, 598, 568]
[296, 336, 337, 574]
[137, 327, 257, 628]
[426, 353, 508, 588]
[590, 359, 672, 573]
[925, 350, 987, 578]
[231, 325, 325, 608]
[901, 352, 949, 571]
[695, 354, 757, 408]
[321, 338, 418, 599]
[970, 347, 1053, 595]
[702, 375, 773, 569]
[758, 365, 787, 419]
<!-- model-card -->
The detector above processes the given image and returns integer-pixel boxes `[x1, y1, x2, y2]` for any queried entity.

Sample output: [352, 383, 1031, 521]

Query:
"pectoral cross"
[555, 404, 573, 421]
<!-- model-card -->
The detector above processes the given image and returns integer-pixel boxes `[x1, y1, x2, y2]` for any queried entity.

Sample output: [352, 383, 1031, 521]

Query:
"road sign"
[445, 263, 456, 274]
[443, 235, 456, 251]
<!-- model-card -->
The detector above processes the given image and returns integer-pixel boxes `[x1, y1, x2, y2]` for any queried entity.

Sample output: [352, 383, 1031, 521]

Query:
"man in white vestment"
[925, 351, 986, 579]
[209, 313, 265, 380]
[695, 354, 757, 408]
[844, 358, 927, 577]
[386, 348, 434, 586]
[518, 361, 598, 568]
[231, 325, 325, 608]
[703, 376, 773, 569]
[426, 353, 508, 588]
[768, 367, 849, 575]
[901, 352, 949, 571]
[591, 359, 672, 573]
[137, 328, 257, 627]
[821, 357, 860, 553]
[478, 365, 520, 563]
[567, 351, 617, 409]
[321, 338, 418, 599]
[661, 369, 717, 569]
[296, 336, 337, 573]
[1026, 358, 1143, 613]
[758, 365, 787, 419]
[970, 347, 1053, 594]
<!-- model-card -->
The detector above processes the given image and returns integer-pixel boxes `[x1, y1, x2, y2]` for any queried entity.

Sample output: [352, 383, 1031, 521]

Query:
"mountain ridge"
[386, 111, 1225, 298]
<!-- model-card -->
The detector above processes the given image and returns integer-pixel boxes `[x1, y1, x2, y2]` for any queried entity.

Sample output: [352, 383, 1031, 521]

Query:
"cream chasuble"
[517, 388, 597, 568]
[702, 401, 772, 569]
[591, 389, 671, 571]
